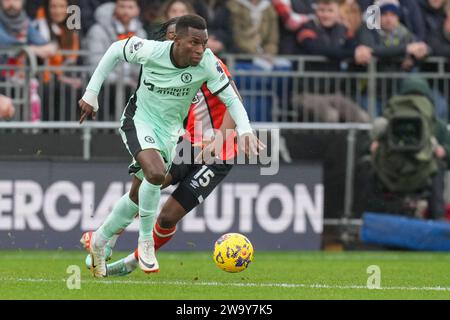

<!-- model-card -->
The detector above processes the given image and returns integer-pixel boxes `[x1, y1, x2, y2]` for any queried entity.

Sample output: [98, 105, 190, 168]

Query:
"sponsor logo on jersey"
[130, 40, 143, 54]
[181, 72, 193, 84]
[216, 61, 224, 74]
[143, 80, 191, 97]
[143, 80, 155, 91]
[145, 136, 155, 144]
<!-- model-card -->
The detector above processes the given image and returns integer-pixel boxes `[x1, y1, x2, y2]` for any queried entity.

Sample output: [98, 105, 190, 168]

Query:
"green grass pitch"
[0, 250, 449, 300]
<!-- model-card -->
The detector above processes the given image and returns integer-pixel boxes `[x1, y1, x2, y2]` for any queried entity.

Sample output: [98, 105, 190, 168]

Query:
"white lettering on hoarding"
[0, 181, 13, 230]
[43, 182, 81, 232]
[184, 183, 323, 234]
[295, 185, 324, 233]
[14, 181, 44, 230]
[256, 184, 294, 234]
[234, 184, 259, 233]
[0, 181, 324, 235]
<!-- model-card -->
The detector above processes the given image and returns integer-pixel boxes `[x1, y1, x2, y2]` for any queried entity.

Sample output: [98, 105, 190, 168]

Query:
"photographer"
[370, 78, 450, 221]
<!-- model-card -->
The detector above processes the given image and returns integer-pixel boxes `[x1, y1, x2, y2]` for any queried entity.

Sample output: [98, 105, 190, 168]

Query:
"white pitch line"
[1, 278, 450, 292]
[1, 253, 449, 261]
[0, 254, 450, 263]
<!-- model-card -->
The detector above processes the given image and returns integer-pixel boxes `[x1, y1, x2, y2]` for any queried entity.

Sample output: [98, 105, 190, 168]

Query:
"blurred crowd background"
[2, 0, 450, 123]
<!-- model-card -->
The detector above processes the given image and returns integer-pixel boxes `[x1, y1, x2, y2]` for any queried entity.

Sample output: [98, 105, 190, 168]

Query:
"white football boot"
[138, 238, 159, 273]
[87, 232, 107, 278]
[80, 231, 113, 270]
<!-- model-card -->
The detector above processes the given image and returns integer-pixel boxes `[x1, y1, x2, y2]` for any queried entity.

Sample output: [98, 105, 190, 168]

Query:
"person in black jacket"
[296, 0, 357, 63]
[272, 0, 316, 54]
[427, 12, 450, 57]
[294, 0, 370, 122]
[419, 0, 448, 57]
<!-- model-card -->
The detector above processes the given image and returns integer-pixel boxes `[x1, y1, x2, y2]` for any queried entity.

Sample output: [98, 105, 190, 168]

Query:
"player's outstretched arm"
[217, 86, 265, 156]
[195, 111, 236, 163]
[79, 37, 152, 123]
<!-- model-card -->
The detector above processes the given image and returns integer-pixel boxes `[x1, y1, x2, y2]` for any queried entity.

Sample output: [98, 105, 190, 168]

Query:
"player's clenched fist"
[78, 99, 97, 124]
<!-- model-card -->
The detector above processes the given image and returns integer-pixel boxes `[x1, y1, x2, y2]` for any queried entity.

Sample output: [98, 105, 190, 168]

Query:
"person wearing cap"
[354, 0, 429, 71]
[358, 0, 426, 40]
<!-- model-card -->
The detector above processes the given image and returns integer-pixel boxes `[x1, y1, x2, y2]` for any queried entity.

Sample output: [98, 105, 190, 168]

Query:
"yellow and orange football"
[212, 233, 254, 273]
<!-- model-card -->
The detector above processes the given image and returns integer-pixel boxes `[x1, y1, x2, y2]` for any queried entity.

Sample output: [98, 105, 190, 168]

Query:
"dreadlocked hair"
[151, 17, 179, 41]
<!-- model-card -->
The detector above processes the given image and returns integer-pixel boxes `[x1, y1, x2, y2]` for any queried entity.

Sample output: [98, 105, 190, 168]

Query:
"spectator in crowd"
[85, 0, 146, 80]
[355, 0, 429, 71]
[34, 0, 80, 77]
[359, 0, 426, 40]
[0, 0, 56, 58]
[78, 0, 113, 36]
[293, 0, 369, 123]
[296, 0, 356, 61]
[188, 0, 233, 55]
[414, 0, 450, 122]
[339, 0, 363, 35]
[159, 0, 196, 21]
[419, 0, 448, 56]
[32, 0, 81, 121]
[397, 0, 426, 41]
[139, 0, 165, 37]
[85, 0, 146, 120]
[427, 8, 450, 57]
[24, 0, 45, 20]
[149, 1, 196, 41]
[227, 0, 279, 55]
[0, 94, 15, 119]
[272, 0, 316, 54]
